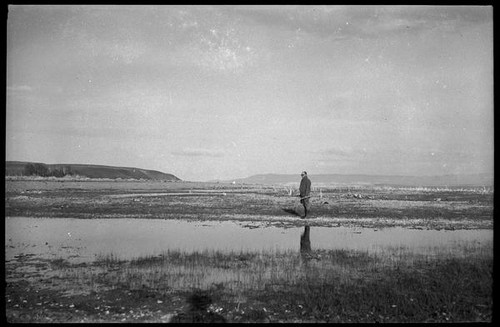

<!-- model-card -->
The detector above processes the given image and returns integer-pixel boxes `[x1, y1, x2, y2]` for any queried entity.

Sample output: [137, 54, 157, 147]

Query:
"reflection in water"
[300, 225, 322, 263]
[5, 218, 493, 264]
[300, 225, 312, 264]
[300, 225, 311, 254]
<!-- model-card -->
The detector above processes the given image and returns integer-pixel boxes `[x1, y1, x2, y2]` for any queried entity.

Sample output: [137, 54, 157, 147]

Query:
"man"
[299, 171, 311, 218]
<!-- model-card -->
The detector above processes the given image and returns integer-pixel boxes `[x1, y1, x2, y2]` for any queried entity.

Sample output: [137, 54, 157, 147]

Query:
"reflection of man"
[299, 171, 311, 218]
[300, 225, 311, 254]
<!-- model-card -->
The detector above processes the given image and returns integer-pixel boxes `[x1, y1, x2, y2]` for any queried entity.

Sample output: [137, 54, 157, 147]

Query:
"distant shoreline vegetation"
[22, 162, 72, 178]
[5, 161, 493, 187]
[4, 161, 180, 181]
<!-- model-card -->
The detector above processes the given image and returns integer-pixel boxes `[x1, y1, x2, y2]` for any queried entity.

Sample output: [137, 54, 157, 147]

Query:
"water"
[5, 217, 492, 263]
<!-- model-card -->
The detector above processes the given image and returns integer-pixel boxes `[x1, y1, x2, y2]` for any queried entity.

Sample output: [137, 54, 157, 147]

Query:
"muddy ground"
[4, 178, 493, 229]
[4, 179, 494, 322]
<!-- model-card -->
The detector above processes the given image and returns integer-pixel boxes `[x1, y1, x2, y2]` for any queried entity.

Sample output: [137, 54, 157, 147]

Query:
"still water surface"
[5, 217, 492, 263]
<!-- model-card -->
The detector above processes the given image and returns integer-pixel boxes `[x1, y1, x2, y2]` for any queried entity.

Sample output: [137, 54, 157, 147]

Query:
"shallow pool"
[5, 217, 493, 263]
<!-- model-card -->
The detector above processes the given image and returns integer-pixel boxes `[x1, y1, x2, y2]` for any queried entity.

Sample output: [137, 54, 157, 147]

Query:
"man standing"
[299, 171, 311, 218]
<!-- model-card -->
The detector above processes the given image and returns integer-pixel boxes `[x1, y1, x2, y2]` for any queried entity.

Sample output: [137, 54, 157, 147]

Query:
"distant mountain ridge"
[5, 161, 181, 181]
[227, 173, 493, 187]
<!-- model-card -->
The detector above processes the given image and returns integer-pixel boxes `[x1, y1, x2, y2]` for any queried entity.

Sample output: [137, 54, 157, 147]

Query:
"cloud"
[7, 85, 33, 92]
[183, 10, 259, 73]
[57, 7, 147, 65]
[172, 148, 225, 158]
[315, 146, 370, 161]
[318, 146, 355, 157]
[196, 28, 256, 72]
[233, 5, 491, 40]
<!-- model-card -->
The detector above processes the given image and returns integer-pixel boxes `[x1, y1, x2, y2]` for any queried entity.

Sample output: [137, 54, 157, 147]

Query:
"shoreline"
[5, 214, 492, 230]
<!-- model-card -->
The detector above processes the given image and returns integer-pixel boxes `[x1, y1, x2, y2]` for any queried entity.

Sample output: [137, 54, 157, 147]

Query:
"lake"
[5, 217, 492, 263]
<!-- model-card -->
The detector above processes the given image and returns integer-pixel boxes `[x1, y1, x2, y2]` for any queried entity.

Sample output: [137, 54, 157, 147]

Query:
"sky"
[6, 5, 493, 181]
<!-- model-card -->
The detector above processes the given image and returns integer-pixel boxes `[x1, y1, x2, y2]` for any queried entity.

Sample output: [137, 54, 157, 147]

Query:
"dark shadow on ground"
[282, 208, 301, 217]
[169, 290, 226, 323]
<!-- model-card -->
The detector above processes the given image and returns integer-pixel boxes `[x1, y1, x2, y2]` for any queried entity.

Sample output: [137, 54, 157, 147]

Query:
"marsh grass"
[53, 240, 493, 322]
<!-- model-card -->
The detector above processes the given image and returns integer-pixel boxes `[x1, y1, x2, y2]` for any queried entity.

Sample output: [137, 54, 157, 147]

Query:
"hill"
[5, 161, 181, 181]
[226, 173, 493, 187]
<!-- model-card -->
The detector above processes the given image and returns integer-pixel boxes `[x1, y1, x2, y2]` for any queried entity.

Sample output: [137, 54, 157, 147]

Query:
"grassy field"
[5, 243, 493, 323]
[4, 178, 494, 322]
